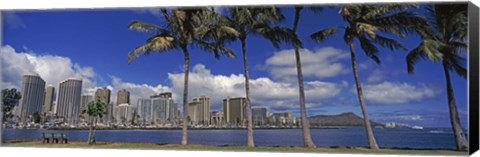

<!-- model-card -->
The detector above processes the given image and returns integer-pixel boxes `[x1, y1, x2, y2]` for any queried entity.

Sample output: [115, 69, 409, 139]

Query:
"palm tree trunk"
[181, 46, 190, 145]
[442, 62, 469, 151]
[349, 43, 379, 149]
[292, 6, 316, 148]
[241, 38, 255, 147]
[92, 117, 97, 145]
[88, 117, 94, 144]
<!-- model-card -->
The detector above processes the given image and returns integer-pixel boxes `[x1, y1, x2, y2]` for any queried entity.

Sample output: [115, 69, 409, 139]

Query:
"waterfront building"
[210, 111, 224, 127]
[150, 92, 177, 126]
[80, 95, 94, 123]
[271, 112, 295, 126]
[223, 97, 246, 126]
[252, 107, 267, 125]
[117, 89, 130, 105]
[186, 102, 202, 125]
[17, 73, 46, 123]
[137, 98, 153, 126]
[56, 77, 83, 125]
[192, 96, 210, 125]
[95, 87, 111, 124]
[43, 85, 55, 114]
[113, 103, 134, 125]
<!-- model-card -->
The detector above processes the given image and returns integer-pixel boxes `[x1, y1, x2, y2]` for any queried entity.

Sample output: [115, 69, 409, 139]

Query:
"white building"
[17, 73, 46, 124]
[56, 77, 83, 126]
[137, 98, 153, 125]
[114, 103, 134, 125]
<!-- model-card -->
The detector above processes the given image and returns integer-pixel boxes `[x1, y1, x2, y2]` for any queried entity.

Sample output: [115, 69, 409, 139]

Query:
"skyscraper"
[56, 77, 82, 125]
[192, 96, 210, 125]
[80, 95, 93, 109]
[252, 107, 267, 125]
[117, 89, 130, 105]
[95, 87, 111, 124]
[137, 98, 153, 126]
[80, 95, 94, 123]
[43, 85, 55, 114]
[223, 97, 246, 125]
[113, 103, 133, 125]
[187, 102, 201, 125]
[18, 73, 46, 123]
[150, 92, 176, 125]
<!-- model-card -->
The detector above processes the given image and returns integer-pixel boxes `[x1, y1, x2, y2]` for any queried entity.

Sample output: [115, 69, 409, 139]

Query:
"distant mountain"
[308, 112, 384, 127]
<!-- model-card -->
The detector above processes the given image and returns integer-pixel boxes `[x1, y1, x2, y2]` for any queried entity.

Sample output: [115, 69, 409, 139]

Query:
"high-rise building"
[43, 85, 55, 114]
[56, 77, 82, 125]
[192, 96, 210, 125]
[113, 103, 134, 125]
[187, 102, 201, 125]
[223, 97, 246, 125]
[137, 98, 153, 126]
[95, 87, 111, 124]
[252, 107, 267, 125]
[117, 89, 130, 105]
[210, 111, 224, 127]
[150, 92, 176, 125]
[271, 112, 294, 125]
[80, 95, 93, 109]
[18, 73, 46, 123]
[80, 95, 94, 123]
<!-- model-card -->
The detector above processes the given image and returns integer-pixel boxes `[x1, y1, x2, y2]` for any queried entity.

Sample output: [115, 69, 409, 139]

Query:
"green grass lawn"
[3, 140, 467, 156]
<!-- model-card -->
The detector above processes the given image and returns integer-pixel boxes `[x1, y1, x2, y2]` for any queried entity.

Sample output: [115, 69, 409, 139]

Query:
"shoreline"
[2, 140, 466, 155]
[6, 126, 350, 130]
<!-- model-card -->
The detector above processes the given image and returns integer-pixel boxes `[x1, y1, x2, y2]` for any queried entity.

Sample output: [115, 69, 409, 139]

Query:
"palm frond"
[372, 12, 427, 37]
[370, 35, 407, 51]
[196, 40, 236, 59]
[128, 21, 169, 34]
[363, 4, 415, 20]
[310, 26, 339, 42]
[358, 35, 380, 64]
[445, 55, 467, 78]
[255, 25, 301, 48]
[406, 39, 445, 73]
[128, 35, 178, 63]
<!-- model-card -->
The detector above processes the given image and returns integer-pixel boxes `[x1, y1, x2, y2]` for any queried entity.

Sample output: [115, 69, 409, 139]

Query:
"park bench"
[42, 133, 52, 143]
[42, 133, 68, 144]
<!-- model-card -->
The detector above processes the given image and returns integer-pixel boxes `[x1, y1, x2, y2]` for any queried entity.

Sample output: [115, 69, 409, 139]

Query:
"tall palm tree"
[128, 8, 236, 145]
[1, 88, 22, 145]
[286, 5, 328, 148]
[310, 4, 426, 149]
[226, 6, 295, 147]
[406, 4, 468, 151]
[82, 100, 106, 145]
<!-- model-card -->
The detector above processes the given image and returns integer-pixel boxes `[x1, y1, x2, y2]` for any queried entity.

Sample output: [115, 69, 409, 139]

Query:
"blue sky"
[1, 5, 469, 128]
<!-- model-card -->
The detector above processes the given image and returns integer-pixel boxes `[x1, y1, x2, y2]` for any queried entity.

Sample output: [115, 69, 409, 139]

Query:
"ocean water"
[3, 127, 458, 149]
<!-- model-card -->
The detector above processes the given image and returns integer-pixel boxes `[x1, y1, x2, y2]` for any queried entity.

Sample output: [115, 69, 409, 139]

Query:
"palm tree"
[1, 88, 22, 145]
[128, 8, 236, 145]
[310, 4, 426, 149]
[285, 5, 330, 148]
[406, 4, 468, 151]
[225, 6, 296, 147]
[82, 100, 106, 145]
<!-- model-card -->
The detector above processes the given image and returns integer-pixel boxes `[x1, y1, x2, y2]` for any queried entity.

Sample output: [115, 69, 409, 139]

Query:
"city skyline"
[10, 74, 313, 127]
[0, 6, 468, 128]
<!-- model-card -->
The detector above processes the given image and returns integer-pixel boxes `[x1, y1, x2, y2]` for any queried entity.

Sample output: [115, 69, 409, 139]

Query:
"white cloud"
[367, 69, 385, 83]
[264, 47, 349, 81]
[1, 45, 97, 92]
[3, 12, 26, 29]
[168, 64, 341, 112]
[130, 8, 165, 20]
[360, 81, 439, 105]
